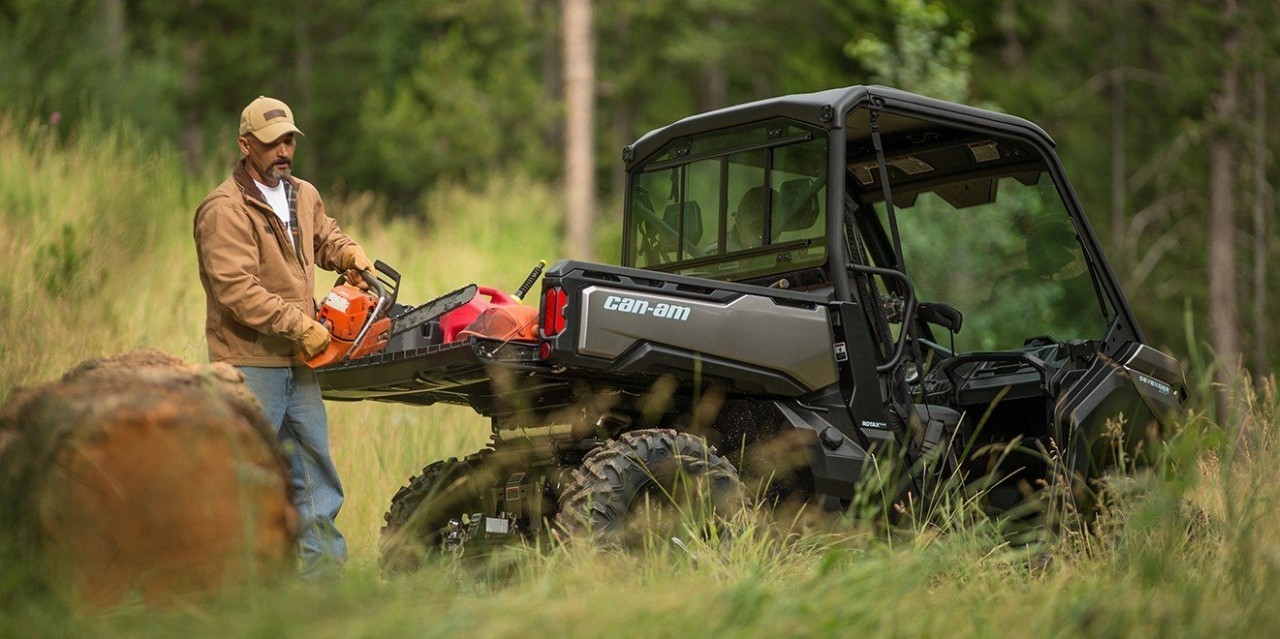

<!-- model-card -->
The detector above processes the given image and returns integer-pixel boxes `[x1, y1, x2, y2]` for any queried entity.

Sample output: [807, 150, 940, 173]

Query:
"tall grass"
[0, 116, 560, 558]
[4, 117, 1280, 637]
[0, 117, 207, 391]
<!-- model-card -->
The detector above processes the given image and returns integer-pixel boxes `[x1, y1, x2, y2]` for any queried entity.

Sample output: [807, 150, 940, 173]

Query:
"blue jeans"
[238, 366, 347, 579]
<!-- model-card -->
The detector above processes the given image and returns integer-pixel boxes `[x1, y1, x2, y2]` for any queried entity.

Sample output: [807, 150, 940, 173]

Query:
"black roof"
[625, 85, 1056, 170]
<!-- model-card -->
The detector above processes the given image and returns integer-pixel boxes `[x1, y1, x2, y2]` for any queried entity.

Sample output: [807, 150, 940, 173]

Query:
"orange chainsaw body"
[305, 283, 391, 368]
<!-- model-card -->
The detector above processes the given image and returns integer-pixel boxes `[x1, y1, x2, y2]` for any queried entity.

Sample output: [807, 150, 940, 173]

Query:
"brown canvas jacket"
[194, 159, 357, 366]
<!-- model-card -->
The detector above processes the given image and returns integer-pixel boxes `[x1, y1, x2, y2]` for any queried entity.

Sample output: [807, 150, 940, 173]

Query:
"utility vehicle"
[316, 85, 1186, 568]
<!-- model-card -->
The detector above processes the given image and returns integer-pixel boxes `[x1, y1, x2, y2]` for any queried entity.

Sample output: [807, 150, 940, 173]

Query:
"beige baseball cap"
[239, 96, 304, 143]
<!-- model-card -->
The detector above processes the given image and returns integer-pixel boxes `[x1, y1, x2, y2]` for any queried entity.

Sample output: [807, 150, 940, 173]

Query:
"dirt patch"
[0, 349, 297, 608]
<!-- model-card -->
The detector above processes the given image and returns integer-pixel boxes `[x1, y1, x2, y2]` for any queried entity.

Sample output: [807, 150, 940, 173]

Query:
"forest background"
[3, 0, 1276, 385]
[3, 0, 1280, 634]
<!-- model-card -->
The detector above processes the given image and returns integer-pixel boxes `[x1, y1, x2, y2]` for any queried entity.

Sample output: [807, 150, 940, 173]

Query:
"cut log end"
[1, 350, 298, 608]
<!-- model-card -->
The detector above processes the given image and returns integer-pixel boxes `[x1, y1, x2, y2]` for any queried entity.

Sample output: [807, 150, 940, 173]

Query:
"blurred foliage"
[841, 0, 973, 101]
[357, 2, 558, 209]
[6, 4, 1280, 629]
[35, 223, 95, 297]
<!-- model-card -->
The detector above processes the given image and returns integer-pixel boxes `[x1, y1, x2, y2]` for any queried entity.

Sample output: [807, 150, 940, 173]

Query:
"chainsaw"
[305, 260, 547, 369]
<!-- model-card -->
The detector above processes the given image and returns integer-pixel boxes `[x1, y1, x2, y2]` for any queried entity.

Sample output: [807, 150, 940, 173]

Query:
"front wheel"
[554, 429, 747, 546]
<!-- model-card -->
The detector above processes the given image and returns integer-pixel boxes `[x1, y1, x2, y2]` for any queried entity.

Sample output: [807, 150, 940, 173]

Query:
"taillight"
[540, 286, 568, 337]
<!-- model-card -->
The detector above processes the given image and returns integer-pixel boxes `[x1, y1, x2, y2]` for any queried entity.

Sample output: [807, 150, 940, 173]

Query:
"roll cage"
[621, 85, 1144, 356]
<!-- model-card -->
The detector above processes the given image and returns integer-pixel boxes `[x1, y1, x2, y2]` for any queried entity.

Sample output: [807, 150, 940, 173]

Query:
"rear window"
[625, 119, 829, 282]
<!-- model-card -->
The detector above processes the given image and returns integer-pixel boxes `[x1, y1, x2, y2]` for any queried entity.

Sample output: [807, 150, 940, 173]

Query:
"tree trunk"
[1208, 0, 1241, 434]
[1110, 69, 1126, 261]
[998, 0, 1024, 68]
[697, 14, 728, 112]
[606, 10, 632, 194]
[296, 3, 316, 183]
[99, 0, 126, 64]
[1251, 69, 1269, 377]
[179, 40, 206, 171]
[562, 0, 596, 260]
[541, 0, 564, 169]
[1109, 0, 1127, 263]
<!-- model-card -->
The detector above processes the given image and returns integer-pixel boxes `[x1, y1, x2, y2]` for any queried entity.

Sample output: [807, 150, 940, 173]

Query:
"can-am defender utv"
[316, 85, 1186, 569]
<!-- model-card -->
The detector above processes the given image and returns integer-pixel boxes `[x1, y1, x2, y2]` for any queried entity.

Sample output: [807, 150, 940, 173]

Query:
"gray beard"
[268, 164, 292, 181]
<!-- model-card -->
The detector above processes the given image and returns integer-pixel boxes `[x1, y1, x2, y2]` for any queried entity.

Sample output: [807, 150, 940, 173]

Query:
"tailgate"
[315, 338, 566, 415]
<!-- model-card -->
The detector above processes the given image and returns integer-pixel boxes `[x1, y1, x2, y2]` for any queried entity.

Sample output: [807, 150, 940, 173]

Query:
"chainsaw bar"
[390, 283, 478, 337]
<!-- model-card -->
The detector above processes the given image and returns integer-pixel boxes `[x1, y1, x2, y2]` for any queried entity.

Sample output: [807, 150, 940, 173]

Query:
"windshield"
[625, 119, 829, 282]
[866, 171, 1110, 350]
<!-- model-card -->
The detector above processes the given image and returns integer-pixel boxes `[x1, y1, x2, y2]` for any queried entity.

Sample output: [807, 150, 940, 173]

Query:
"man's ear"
[237, 135, 251, 156]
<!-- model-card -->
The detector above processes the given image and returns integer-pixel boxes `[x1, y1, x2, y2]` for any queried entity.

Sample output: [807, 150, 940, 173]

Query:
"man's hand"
[298, 320, 332, 359]
[339, 245, 374, 273]
[344, 268, 371, 290]
[339, 245, 374, 290]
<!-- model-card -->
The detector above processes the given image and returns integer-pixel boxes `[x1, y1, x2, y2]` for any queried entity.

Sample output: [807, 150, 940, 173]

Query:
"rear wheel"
[555, 429, 747, 545]
[379, 456, 485, 575]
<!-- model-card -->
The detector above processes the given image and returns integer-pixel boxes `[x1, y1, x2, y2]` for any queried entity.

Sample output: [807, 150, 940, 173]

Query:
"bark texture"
[1208, 0, 1241, 429]
[0, 350, 297, 608]
[562, 0, 596, 259]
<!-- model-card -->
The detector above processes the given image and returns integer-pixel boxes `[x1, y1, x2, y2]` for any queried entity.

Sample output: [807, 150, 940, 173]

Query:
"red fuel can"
[439, 286, 520, 343]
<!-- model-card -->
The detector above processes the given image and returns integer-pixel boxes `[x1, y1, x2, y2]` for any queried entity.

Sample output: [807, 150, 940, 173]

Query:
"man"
[193, 96, 373, 579]
[726, 185, 776, 251]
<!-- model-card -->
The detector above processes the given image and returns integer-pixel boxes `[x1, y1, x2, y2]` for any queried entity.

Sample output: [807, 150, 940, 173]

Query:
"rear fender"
[770, 396, 877, 502]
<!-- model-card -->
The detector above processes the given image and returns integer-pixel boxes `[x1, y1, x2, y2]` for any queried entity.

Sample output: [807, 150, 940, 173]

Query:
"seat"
[660, 200, 704, 252]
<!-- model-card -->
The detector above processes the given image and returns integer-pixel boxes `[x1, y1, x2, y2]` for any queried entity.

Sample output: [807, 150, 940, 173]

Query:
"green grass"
[3, 117, 1280, 637]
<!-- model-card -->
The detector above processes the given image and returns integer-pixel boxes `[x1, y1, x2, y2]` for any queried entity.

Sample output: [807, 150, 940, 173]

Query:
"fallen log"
[0, 350, 297, 607]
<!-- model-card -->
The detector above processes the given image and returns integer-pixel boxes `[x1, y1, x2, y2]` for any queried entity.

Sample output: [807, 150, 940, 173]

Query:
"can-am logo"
[602, 295, 691, 321]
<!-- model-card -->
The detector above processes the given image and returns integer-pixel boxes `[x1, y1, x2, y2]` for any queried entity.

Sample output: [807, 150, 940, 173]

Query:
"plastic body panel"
[1054, 342, 1186, 475]
[575, 284, 837, 391]
[541, 260, 839, 396]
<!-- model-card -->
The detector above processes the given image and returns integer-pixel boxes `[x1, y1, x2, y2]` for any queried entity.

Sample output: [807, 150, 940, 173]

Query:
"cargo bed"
[316, 337, 565, 415]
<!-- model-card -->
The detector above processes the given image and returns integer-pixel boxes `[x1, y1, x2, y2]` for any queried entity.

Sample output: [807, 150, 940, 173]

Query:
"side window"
[631, 161, 722, 267]
[721, 151, 767, 254]
[631, 175, 664, 268]
[771, 142, 826, 244]
[684, 159, 721, 258]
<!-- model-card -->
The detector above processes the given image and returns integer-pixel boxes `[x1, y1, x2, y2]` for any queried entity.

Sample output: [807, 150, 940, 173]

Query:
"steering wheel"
[932, 350, 1051, 404]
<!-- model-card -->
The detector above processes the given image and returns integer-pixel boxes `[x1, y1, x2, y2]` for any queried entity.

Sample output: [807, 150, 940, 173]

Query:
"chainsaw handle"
[357, 268, 386, 299]
[373, 260, 401, 307]
[332, 263, 391, 302]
